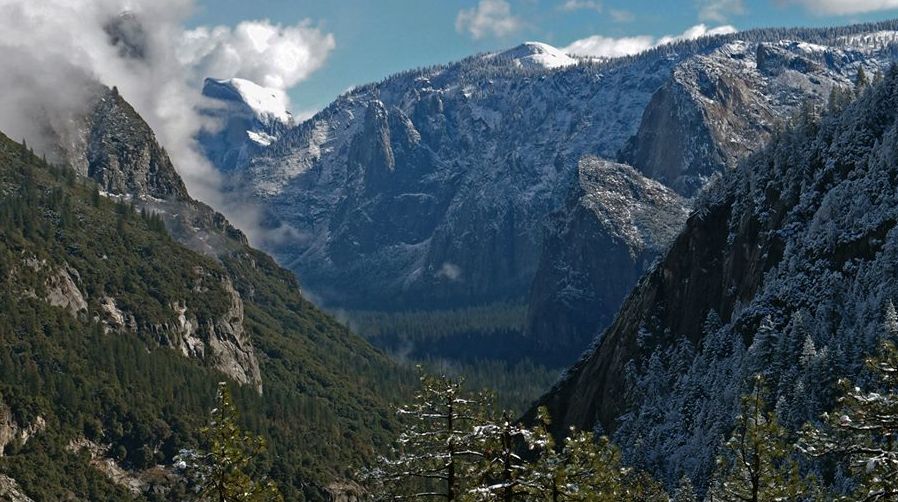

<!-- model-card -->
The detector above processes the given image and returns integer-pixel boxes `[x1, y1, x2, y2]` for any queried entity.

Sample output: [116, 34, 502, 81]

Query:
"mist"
[0, 0, 334, 244]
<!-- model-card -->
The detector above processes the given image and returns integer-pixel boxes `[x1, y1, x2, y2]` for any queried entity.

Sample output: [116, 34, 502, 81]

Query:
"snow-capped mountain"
[199, 77, 293, 171]
[219, 20, 898, 362]
[491, 41, 579, 69]
[226, 40, 687, 311]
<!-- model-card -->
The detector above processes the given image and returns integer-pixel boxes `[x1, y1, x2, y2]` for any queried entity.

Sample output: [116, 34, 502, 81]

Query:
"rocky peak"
[80, 87, 189, 200]
[622, 37, 890, 195]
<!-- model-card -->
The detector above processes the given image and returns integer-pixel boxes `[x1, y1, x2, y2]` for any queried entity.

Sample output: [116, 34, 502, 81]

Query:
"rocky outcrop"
[67, 438, 178, 496]
[204, 278, 261, 391]
[0, 405, 45, 456]
[622, 40, 884, 196]
[97, 278, 261, 392]
[44, 266, 88, 315]
[68, 87, 188, 201]
[0, 474, 34, 502]
[524, 158, 687, 364]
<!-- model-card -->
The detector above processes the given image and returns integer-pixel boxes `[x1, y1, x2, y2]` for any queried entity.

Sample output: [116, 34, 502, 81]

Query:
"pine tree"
[468, 411, 532, 501]
[709, 376, 811, 502]
[800, 331, 898, 500]
[856, 66, 870, 92]
[367, 368, 490, 500]
[513, 406, 574, 501]
[181, 382, 282, 502]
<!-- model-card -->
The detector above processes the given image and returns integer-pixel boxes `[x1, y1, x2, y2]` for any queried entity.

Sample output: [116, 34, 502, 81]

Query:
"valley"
[4, 2, 898, 499]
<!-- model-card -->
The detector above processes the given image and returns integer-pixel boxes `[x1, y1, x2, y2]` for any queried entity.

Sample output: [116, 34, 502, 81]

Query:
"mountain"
[524, 158, 687, 363]
[534, 63, 898, 491]
[199, 78, 294, 172]
[525, 26, 898, 365]
[219, 21, 898, 372]
[227, 40, 682, 313]
[0, 87, 409, 500]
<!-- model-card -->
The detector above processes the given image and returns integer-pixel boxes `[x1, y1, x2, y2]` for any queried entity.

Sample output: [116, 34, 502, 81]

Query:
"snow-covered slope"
[229, 40, 681, 311]
[198, 78, 293, 171]
[493, 42, 579, 69]
[534, 65, 898, 493]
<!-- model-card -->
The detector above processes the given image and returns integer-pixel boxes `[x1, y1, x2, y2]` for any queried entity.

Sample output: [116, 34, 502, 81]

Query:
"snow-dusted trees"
[709, 376, 810, 502]
[368, 369, 491, 500]
[366, 372, 667, 500]
[801, 332, 898, 501]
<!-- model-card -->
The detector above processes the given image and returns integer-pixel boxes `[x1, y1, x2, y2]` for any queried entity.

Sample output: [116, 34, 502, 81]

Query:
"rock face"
[199, 78, 293, 172]
[0, 403, 45, 456]
[203, 277, 261, 390]
[0, 474, 34, 502]
[68, 88, 189, 200]
[534, 65, 898, 489]
[622, 37, 897, 195]
[524, 158, 687, 364]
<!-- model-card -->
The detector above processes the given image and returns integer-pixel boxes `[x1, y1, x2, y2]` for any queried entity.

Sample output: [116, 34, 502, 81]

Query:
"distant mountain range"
[208, 20, 898, 364]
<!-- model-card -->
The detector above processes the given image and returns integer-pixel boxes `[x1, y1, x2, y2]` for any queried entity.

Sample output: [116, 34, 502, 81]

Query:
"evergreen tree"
[800, 333, 898, 500]
[182, 382, 282, 502]
[468, 411, 533, 501]
[856, 67, 870, 92]
[709, 376, 811, 501]
[368, 369, 490, 500]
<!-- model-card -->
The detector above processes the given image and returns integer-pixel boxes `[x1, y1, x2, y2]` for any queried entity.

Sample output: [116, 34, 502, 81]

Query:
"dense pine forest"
[0, 133, 414, 499]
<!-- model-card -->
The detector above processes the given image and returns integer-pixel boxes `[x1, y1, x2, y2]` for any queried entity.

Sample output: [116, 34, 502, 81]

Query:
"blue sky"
[188, 0, 898, 114]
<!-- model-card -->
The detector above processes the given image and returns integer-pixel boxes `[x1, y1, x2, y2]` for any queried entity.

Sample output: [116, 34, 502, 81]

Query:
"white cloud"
[559, 0, 603, 12]
[563, 23, 737, 59]
[563, 34, 656, 59]
[780, 0, 898, 15]
[609, 9, 635, 22]
[456, 0, 523, 40]
[0, 0, 334, 245]
[180, 20, 335, 91]
[699, 0, 745, 22]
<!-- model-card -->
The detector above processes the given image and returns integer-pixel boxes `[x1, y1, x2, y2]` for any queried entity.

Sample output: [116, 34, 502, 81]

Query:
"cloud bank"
[456, 0, 523, 40]
[699, 0, 746, 22]
[781, 0, 898, 15]
[563, 23, 737, 59]
[0, 0, 334, 244]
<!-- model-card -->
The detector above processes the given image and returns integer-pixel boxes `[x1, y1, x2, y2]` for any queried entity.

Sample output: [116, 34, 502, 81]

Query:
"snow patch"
[496, 42, 578, 69]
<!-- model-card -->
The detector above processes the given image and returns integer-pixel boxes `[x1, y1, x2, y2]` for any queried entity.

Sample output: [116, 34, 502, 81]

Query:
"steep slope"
[622, 34, 898, 195]
[524, 25, 898, 366]
[535, 65, 898, 490]
[524, 158, 687, 363]
[199, 78, 294, 172]
[0, 89, 410, 500]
